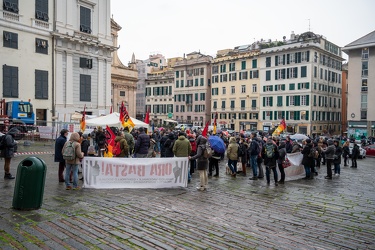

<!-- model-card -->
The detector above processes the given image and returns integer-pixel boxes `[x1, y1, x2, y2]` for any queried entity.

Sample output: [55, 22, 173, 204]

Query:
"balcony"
[1, 9, 20, 22]
[32, 18, 52, 31]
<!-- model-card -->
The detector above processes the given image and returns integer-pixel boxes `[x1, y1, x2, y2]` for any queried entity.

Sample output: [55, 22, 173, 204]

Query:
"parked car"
[349, 143, 366, 159]
[364, 144, 375, 157]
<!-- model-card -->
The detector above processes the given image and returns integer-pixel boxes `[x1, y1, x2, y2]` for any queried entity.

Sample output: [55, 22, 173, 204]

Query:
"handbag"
[282, 157, 291, 168]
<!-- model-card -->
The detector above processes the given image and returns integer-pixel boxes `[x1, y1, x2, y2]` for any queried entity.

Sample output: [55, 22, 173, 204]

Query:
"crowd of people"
[53, 126, 364, 191]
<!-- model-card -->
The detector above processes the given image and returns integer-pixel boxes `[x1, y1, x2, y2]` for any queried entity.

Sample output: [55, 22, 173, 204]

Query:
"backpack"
[238, 144, 245, 157]
[0, 135, 6, 150]
[203, 143, 213, 158]
[113, 141, 122, 157]
[308, 147, 319, 158]
[63, 141, 76, 161]
[265, 143, 275, 158]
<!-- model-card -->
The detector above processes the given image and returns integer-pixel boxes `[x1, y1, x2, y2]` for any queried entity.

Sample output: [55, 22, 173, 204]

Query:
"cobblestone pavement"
[0, 141, 374, 249]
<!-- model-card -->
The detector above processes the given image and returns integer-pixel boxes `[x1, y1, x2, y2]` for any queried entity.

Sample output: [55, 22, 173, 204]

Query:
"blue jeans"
[334, 163, 340, 174]
[228, 159, 238, 174]
[304, 164, 311, 177]
[250, 155, 258, 177]
[65, 163, 79, 188]
[266, 166, 278, 183]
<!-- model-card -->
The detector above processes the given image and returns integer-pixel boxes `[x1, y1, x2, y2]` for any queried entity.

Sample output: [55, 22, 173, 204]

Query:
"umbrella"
[208, 135, 226, 154]
[290, 133, 308, 140]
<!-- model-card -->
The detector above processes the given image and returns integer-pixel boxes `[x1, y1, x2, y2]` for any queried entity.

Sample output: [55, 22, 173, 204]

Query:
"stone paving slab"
[0, 143, 375, 249]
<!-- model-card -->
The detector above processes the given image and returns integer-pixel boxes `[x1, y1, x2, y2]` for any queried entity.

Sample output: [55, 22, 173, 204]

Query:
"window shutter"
[286, 96, 289, 106]
[287, 54, 290, 64]
[286, 111, 289, 120]
[282, 111, 285, 119]
[270, 111, 273, 120]
[301, 66, 307, 77]
[294, 67, 298, 78]
[282, 54, 286, 65]
[306, 51, 310, 62]
[266, 70, 271, 81]
[263, 111, 265, 120]
[263, 86, 266, 92]
[306, 95, 309, 106]
[296, 95, 300, 106]
[274, 111, 277, 120]
[270, 85, 273, 91]
[298, 83, 301, 90]
[270, 97, 273, 107]
[275, 56, 278, 66]
[281, 84, 285, 90]
[252, 59, 257, 68]
[282, 69, 286, 79]
[263, 97, 265, 107]
[275, 69, 278, 80]
[277, 96, 282, 106]
[306, 82, 310, 89]
[306, 111, 309, 120]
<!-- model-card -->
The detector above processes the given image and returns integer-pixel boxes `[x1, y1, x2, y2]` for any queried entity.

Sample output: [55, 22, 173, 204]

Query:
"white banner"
[283, 152, 305, 177]
[82, 157, 189, 189]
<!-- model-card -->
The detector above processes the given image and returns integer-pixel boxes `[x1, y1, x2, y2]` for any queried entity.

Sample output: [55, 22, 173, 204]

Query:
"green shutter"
[263, 111, 265, 120]
[263, 97, 265, 107]
[301, 66, 307, 77]
[296, 95, 300, 106]
[306, 111, 309, 120]
[266, 70, 271, 81]
[306, 95, 310, 106]
[286, 111, 289, 120]
[298, 83, 301, 90]
[270, 97, 273, 107]
[281, 84, 285, 90]
[274, 111, 277, 120]
[277, 96, 282, 106]
[270, 85, 273, 91]
[275, 56, 278, 66]
[286, 96, 289, 106]
[275, 69, 278, 80]
[252, 59, 257, 68]
[270, 111, 273, 120]
[306, 82, 310, 89]
[263, 86, 266, 92]
[282, 111, 285, 119]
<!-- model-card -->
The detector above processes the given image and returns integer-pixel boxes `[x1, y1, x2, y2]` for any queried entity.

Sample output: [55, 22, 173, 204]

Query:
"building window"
[361, 94, 367, 109]
[250, 70, 259, 79]
[229, 72, 237, 81]
[80, 57, 92, 69]
[301, 66, 307, 77]
[230, 100, 235, 109]
[362, 79, 368, 92]
[80, 74, 91, 101]
[120, 91, 125, 97]
[266, 57, 271, 67]
[362, 48, 369, 59]
[80, 6, 92, 33]
[212, 65, 218, 74]
[222, 87, 226, 95]
[36, 38, 48, 54]
[3, 31, 18, 49]
[220, 64, 226, 73]
[241, 85, 246, 93]
[35, 70, 48, 99]
[266, 70, 271, 81]
[252, 59, 257, 68]
[239, 71, 248, 80]
[264, 97, 273, 107]
[3, 0, 19, 13]
[231, 86, 235, 94]
[251, 100, 256, 108]
[3, 65, 18, 97]
[241, 61, 246, 70]
[362, 61, 368, 77]
[200, 78, 204, 86]
[175, 71, 179, 78]
[35, 0, 49, 21]
[220, 74, 227, 82]
[229, 62, 235, 71]
[221, 101, 226, 109]
[361, 111, 367, 120]
[252, 84, 257, 93]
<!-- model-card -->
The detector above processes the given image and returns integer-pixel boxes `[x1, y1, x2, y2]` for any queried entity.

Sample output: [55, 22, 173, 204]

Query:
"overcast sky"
[111, 0, 375, 64]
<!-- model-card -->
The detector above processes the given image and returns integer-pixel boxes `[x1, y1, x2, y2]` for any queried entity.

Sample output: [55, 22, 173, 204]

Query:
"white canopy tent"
[85, 112, 149, 129]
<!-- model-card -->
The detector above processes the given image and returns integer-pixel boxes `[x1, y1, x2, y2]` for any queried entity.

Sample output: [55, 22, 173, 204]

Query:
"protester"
[96, 127, 106, 157]
[114, 131, 129, 157]
[333, 139, 342, 176]
[351, 143, 360, 168]
[227, 137, 239, 177]
[189, 136, 208, 191]
[208, 149, 221, 177]
[62, 132, 84, 190]
[248, 132, 260, 180]
[342, 141, 350, 167]
[262, 136, 279, 186]
[54, 129, 69, 182]
[134, 127, 150, 158]
[173, 131, 192, 182]
[147, 138, 156, 158]
[301, 139, 314, 180]
[81, 134, 90, 156]
[188, 133, 197, 175]
[277, 141, 286, 184]
[159, 130, 169, 158]
[2, 128, 19, 179]
[164, 133, 175, 157]
[238, 138, 248, 176]
[285, 136, 293, 153]
[323, 139, 335, 179]
[123, 127, 135, 157]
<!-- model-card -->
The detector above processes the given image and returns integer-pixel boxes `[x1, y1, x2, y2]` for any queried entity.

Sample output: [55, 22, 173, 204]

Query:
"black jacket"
[301, 143, 314, 167]
[1, 128, 19, 159]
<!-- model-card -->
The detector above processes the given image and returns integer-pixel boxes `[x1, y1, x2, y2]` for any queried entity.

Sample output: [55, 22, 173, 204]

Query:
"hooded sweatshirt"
[62, 132, 84, 164]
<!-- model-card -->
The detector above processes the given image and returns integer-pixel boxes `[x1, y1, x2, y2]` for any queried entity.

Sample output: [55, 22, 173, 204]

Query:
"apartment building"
[136, 54, 167, 120]
[343, 30, 375, 138]
[111, 18, 137, 117]
[54, 0, 114, 119]
[173, 52, 212, 126]
[0, 0, 53, 124]
[211, 47, 261, 131]
[259, 31, 344, 136]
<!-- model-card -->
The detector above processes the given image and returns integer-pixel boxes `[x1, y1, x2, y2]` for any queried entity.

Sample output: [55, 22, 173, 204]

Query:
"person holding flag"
[272, 118, 286, 136]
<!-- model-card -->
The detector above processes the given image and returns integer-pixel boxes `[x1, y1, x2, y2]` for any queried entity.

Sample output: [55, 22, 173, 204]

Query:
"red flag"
[104, 125, 116, 157]
[80, 105, 86, 132]
[110, 106, 113, 114]
[202, 121, 210, 138]
[119, 102, 125, 124]
[144, 108, 150, 124]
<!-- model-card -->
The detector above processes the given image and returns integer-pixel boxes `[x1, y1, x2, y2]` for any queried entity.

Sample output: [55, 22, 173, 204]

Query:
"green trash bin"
[12, 156, 47, 210]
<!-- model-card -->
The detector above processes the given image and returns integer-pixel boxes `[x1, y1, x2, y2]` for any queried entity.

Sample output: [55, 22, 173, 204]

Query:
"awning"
[164, 119, 178, 123]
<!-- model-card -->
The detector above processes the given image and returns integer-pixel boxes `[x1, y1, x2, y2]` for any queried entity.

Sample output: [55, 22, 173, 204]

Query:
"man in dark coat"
[2, 127, 19, 179]
[301, 139, 315, 180]
[54, 129, 69, 182]
[134, 127, 150, 158]
[262, 136, 279, 186]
